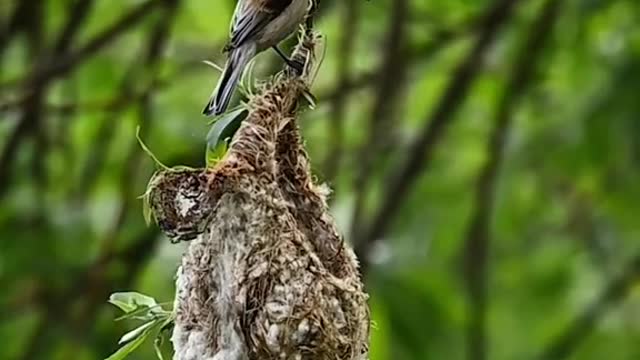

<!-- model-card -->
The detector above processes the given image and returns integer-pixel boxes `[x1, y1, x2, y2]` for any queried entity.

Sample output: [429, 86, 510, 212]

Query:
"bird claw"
[287, 58, 305, 76]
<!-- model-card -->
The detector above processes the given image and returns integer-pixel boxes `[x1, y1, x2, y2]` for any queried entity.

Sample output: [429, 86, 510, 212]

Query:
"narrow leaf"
[206, 142, 228, 167]
[104, 331, 149, 360]
[206, 107, 248, 151]
[118, 321, 156, 345]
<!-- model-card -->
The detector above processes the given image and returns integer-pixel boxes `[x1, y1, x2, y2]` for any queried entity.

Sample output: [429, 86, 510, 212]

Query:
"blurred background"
[2, 0, 640, 359]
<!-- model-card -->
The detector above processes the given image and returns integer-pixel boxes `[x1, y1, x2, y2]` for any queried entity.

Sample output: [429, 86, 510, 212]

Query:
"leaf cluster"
[105, 292, 174, 360]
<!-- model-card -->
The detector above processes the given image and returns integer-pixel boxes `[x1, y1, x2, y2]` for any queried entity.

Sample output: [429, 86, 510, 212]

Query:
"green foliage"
[106, 293, 174, 360]
[205, 107, 248, 167]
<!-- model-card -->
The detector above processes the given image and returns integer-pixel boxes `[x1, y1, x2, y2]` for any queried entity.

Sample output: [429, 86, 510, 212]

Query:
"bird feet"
[272, 46, 304, 76]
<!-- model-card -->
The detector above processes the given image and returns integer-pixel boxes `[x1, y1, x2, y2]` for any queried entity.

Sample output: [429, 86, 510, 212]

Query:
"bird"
[203, 0, 310, 116]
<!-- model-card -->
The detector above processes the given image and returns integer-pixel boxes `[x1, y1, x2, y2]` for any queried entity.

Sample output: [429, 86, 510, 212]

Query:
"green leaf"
[104, 330, 150, 360]
[115, 301, 173, 321]
[206, 142, 228, 167]
[206, 107, 248, 145]
[205, 107, 248, 166]
[106, 311, 174, 360]
[109, 292, 158, 314]
[118, 320, 156, 345]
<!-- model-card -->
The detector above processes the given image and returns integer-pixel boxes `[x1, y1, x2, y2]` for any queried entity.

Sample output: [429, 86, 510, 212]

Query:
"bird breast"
[256, 0, 308, 51]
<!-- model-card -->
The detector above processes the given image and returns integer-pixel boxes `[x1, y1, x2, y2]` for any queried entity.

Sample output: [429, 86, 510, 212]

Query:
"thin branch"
[74, 0, 176, 200]
[72, 69, 142, 200]
[0, 17, 465, 118]
[0, 0, 156, 199]
[0, 0, 164, 92]
[350, 0, 409, 240]
[462, 1, 561, 359]
[31, 0, 96, 203]
[54, 0, 95, 54]
[355, 0, 522, 269]
[14, 2, 179, 356]
[0, 1, 30, 55]
[0, 1, 45, 200]
[317, 10, 482, 105]
[322, 0, 361, 185]
[39, 86, 161, 115]
[92, 0, 180, 287]
[537, 252, 640, 359]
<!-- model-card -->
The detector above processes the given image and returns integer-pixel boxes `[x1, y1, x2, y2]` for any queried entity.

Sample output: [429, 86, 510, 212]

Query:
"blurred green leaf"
[205, 107, 248, 166]
[108, 292, 158, 314]
[118, 321, 156, 345]
[104, 330, 150, 360]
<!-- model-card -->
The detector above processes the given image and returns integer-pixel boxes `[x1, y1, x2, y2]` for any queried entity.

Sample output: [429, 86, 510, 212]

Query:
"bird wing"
[226, 0, 293, 50]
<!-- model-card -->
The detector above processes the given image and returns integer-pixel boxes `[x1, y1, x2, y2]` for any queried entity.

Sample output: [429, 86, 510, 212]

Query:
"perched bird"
[203, 0, 310, 116]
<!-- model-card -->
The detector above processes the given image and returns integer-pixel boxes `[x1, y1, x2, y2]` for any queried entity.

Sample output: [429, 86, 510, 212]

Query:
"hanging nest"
[145, 30, 370, 360]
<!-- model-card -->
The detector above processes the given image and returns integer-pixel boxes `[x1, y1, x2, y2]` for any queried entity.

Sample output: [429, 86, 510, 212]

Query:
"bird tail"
[203, 44, 256, 116]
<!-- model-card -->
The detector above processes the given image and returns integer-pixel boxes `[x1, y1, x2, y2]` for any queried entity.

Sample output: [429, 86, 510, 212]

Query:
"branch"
[461, 1, 562, 359]
[52, 0, 95, 55]
[322, 0, 361, 185]
[537, 253, 640, 359]
[14, 3, 180, 356]
[316, 9, 486, 106]
[74, 0, 177, 201]
[0, 1, 32, 55]
[0, 0, 164, 92]
[355, 0, 522, 270]
[350, 0, 409, 240]
[0, 0, 160, 200]
[0, 1, 45, 200]
[29, 0, 96, 202]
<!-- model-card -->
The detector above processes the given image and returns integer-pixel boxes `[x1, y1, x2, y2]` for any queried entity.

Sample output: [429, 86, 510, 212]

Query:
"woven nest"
[146, 31, 370, 360]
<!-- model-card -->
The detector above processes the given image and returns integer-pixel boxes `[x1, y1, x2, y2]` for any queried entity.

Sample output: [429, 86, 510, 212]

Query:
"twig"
[32, 0, 96, 204]
[0, 1, 31, 55]
[14, 2, 180, 357]
[355, 0, 522, 270]
[322, 0, 361, 185]
[74, 0, 176, 201]
[0, 1, 45, 200]
[350, 0, 409, 240]
[0, 0, 161, 199]
[81, 0, 180, 317]
[72, 70, 142, 200]
[461, 1, 561, 359]
[53, 0, 95, 55]
[0, 0, 164, 91]
[39, 88, 159, 115]
[317, 10, 482, 105]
